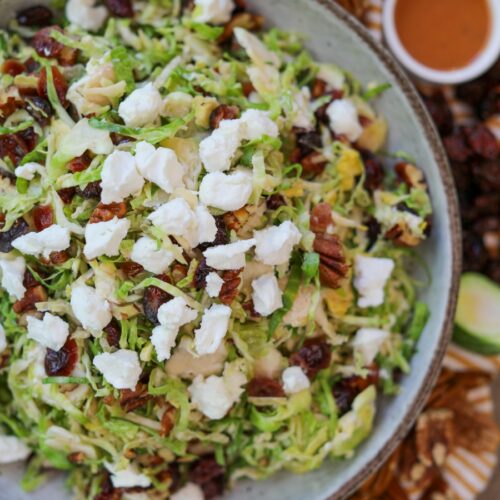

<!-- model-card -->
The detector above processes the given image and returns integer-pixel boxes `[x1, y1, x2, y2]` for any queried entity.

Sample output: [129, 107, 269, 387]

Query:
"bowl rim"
[311, 1, 462, 498]
[382, 0, 500, 84]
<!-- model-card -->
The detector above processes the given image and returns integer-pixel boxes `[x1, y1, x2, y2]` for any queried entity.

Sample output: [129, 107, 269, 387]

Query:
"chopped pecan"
[241, 81, 255, 97]
[247, 377, 285, 397]
[313, 233, 349, 288]
[89, 202, 127, 223]
[395, 162, 427, 190]
[13, 285, 48, 314]
[219, 269, 242, 305]
[0, 218, 29, 252]
[300, 151, 328, 176]
[223, 207, 250, 233]
[67, 153, 92, 173]
[311, 78, 327, 99]
[120, 383, 152, 412]
[1, 59, 26, 76]
[219, 12, 264, 43]
[171, 263, 188, 283]
[44, 338, 78, 376]
[385, 223, 422, 247]
[68, 452, 85, 464]
[310, 202, 333, 233]
[209, 104, 240, 129]
[160, 404, 176, 436]
[290, 337, 331, 379]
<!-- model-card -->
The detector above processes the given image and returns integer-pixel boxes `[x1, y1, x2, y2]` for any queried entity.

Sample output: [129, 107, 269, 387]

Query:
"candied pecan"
[120, 383, 152, 412]
[313, 233, 349, 288]
[13, 285, 48, 314]
[104, 319, 121, 348]
[223, 207, 249, 233]
[32, 26, 65, 59]
[0, 96, 21, 119]
[0, 134, 30, 166]
[311, 78, 327, 99]
[463, 124, 499, 160]
[38, 66, 68, 107]
[143, 274, 172, 324]
[310, 202, 333, 233]
[296, 131, 322, 156]
[332, 367, 379, 415]
[421, 92, 453, 136]
[121, 261, 145, 278]
[266, 194, 286, 211]
[160, 404, 176, 436]
[24, 95, 53, 126]
[57, 187, 76, 204]
[171, 263, 188, 283]
[415, 409, 455, 468]
[209, 104, 240, 129]
[395, 162, 427, 190]
[1, 60, 26, 76]
[106, 0, 134, 17]
[197, 216, 228, 251]
[89, 202, 127, 224]
[361, 151, 384, 191]
[68, 452, 86, 464]
[247, 377, 285, 397]
[67, 153, 92, 173]
[219, 269, 242, 305]
[0, 218, 29, 252]
[241, 81, 255, 97]
[33, 204, 53, 232]
[23, 270, 39, 289]
[443, 131, 472, 162]
[242, 300, 260, 320]
[189, 456, 225, 500]
[300, 151, 328, 176]
[219, 12, 264, 44]
[76, 181, 102, 199]
[50, 250, 69, 265]
[385, 223, 421, 247]
[290, 337, 331, 379]
[17, 5, 53, 26]
[44, 338, 78, 376]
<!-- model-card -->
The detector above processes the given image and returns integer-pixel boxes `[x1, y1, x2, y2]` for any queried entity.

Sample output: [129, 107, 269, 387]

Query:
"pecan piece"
[1, 60, 26, 77]
[160, 404, 176, 436]
[311, 78, 327, 99]
[395, 162, 427, 190]
[385, 223, 422, 247]
[120, 383, 152, 412]
[313, 233, 349, 288]
[13, 285, 48, 314]
[89, 202, 127, 223]
[247, 377, 285, 397]
[219, 269, 242, 305]
[219, 12, 264, 43]
[67, 153, 92, 173]
[223, 207, 250, 233]
[300, 151, 328, 176]
[209, 104, 240, 129]
[310, 202, 333, 234]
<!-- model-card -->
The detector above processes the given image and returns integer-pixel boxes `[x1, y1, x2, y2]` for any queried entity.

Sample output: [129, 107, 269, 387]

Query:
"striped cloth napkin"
[345, 1, 500, 497]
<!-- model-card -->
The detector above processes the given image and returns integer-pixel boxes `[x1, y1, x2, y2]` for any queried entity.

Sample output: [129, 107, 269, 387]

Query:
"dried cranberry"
[67, 153, 91, 173]
[361, 151, 384, 191]
[0, 97, 21, 120]
[110, 133, 134, 145]
[193, 258, 214, 289]
[365, 217, 381, 250]
[0, 134, 30, 166]
[300, 151, 327, 176]
[296, 131, 322, 156]
[106, 0, 134, 17]
[332, 368, 379, 415]
[0, 218, 29, 252]
[57, 187, 76, 204]
[189, 456, 225, 500]
[1, 60, 26, 76]
[121, 261, 145, 278]
[32, 26, 64, 59]
[266, 194, 286, 210]
[76, 181, 102, 199]
[23, 270, 39, 289]
[17, 5, 53, 26]
[24, 58, 40, 74]
[209, 104, 240, 129]
[463, 124, 499, 160]
[38, 66, 68, 108]
[33, 204, 54, 232]
[197, 217, 228, 251]
[44, 338, 78, 376]
[310, 202, 333, 234]
[18, 127, 38, 153]
[247, 377, 285, 397]
[421, 92, 453, 136]
[104, 319, 121, 348]
[311, 78, 327, 99]
[50, 250, 69, 265]
[143, 275, 172, 324]
[242, 81, 255, 97]
[24, 96, 53, 126]
[290, 337, 331, 378]
[13, 285, 48, 313]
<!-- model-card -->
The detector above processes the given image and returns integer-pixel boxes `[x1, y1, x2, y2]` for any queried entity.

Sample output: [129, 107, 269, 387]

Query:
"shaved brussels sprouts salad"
[0, 0, 432, 498]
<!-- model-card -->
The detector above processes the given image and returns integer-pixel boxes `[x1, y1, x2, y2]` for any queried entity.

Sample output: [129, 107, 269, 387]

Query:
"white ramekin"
[383, 0, 500, 84]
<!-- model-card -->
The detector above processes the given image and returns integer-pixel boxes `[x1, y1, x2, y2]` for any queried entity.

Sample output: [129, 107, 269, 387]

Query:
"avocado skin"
[453, 326, 500, 355]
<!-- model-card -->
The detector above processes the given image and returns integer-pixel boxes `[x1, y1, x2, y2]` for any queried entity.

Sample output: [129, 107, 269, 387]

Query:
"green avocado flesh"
[453, 273, 500, 354]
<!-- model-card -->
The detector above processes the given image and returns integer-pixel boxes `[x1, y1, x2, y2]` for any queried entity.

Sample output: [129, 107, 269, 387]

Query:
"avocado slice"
[453, 273, 500, 355]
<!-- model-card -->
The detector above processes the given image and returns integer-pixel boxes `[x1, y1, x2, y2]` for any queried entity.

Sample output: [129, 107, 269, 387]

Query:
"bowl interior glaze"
[0, 1, 460, 499]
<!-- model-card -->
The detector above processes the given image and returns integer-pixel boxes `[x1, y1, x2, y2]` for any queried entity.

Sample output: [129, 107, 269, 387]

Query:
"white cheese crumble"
[353, 328, 389, 366]
[205, 272, 224, 298]
[194, 304, 231, 355]
[14, 162, 44, 180]
[0, 324, 5, 354]
[203, 238, 256, 270]
[239, 109, 279, 140]
[118, 83, 163, 128]
[84, 217, 130, 260]
[282, 366, 310, 395]
[105, 462, 151, 489]
[93, 349, 142, 390]
[100, 150, 144, 204]
[194, 205, 218, 246]
[198, 169, 253, 211]
[27, 313, 69, 351]
[152, 297, 198, 362]
[251, 273, 283, 316]
[135, 141, 186, 194]
[0, 253, 26, 300]
[291, 87, 315, 130]
[71, 283, 112, 334]
[326, 98, 363, 142]
[171, 483, 205, 500]
[254, 221, 302, 266]
[0, 435, 31, 464]
[12, 225, 71, 259]
[130, 236, 174, 274]
[194, 0, 235, 24]
[66, 0, 108, 31]
[353, 255, 395, 308]
[199, 119, 242, 172]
